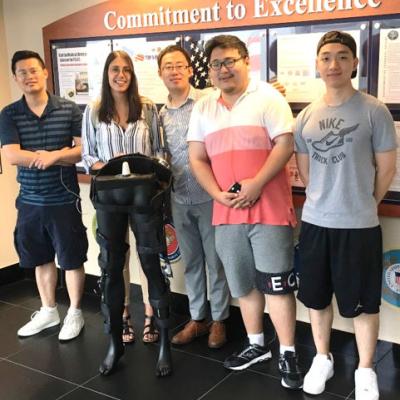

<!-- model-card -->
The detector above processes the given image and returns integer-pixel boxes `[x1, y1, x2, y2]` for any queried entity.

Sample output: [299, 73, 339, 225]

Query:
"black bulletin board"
[49, 19, 400, 207]
[268, 20, 369, 114]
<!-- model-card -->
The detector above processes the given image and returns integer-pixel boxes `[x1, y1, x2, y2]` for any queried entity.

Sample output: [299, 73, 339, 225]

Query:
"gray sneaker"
[18, 307, 60, 337]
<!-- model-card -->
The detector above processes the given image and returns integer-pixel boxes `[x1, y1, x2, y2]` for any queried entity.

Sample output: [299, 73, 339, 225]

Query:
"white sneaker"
[58, 310, 84, 341]
[18, 307, 60, 337]
[303, 353, 334, 395]
[355, 368, 379, 400]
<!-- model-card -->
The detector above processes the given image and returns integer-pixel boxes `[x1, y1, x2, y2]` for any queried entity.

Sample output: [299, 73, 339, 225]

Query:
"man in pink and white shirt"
[188, 35, 302, 390]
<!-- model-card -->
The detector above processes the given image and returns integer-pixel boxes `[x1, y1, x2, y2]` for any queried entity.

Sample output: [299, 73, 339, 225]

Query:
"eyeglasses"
[15, 68, 42, 78]
[208, 56, 244, 71]
[162, 64, 190, 73]
[109, 66, 132, 75]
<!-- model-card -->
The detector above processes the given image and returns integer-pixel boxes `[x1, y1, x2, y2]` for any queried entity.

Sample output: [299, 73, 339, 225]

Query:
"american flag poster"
[184, 35, 210, 89]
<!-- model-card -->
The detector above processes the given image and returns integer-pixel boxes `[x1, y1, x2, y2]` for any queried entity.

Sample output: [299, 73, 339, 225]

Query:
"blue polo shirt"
[0, 93, 82, 206]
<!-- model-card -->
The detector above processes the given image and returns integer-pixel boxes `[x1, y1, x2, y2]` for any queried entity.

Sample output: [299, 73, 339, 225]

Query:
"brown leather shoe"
[171, 320, 209, 345]
[208, 321, 227, 349]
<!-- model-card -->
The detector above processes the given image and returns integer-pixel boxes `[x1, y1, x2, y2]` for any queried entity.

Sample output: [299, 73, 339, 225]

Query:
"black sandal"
[122, 314, 135, 344]
[143, 315, 159, 344]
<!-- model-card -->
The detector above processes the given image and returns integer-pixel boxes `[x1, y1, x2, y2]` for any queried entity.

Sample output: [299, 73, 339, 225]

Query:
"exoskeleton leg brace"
[91, 154, 173, 377]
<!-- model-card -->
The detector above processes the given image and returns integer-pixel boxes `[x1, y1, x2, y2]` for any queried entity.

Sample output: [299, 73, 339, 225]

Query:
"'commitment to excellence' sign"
[103, 0, 383, 31]
[44, 0, 399, 40]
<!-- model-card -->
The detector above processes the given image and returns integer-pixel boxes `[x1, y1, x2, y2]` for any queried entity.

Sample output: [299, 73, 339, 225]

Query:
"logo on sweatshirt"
[309, 118, 358, 166]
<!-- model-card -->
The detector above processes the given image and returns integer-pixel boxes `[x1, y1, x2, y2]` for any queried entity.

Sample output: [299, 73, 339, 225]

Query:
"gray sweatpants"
[171, 200, 230, 321]
[215, 224, 294, 298]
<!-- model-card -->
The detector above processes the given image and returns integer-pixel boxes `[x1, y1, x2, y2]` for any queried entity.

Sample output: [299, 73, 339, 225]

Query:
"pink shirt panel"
[187, 80, 296, 227]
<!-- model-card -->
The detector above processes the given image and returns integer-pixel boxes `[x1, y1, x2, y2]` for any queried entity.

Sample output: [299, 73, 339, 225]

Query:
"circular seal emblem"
[382, 250, 400, 308]
[387, 30, 399, 41]
[163, 223, 181, 263]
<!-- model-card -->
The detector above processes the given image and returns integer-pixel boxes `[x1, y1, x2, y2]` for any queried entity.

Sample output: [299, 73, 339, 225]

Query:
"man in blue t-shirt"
[0, 50, 88, 341]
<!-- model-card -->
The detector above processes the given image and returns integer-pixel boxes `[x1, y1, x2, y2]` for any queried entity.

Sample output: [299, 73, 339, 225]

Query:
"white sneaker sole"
[303, 369, 334, 395]
[226, 350, 272, 371]
[18, 319, 60, 337]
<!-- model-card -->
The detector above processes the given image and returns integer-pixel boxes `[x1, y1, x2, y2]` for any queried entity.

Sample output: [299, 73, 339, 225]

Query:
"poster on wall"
[378, 28, 400, 104]
[389, 121, 400, 193]
[113, 38, 176, 104]
[56, 47, 90, 104]
[276, 30, 360, 103]
[86, 40, 112, 102]
[55, 41, 111, 105]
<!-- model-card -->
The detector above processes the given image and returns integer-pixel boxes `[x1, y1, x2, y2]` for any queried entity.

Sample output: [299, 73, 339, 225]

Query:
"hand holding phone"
[228, 182, 241, 193]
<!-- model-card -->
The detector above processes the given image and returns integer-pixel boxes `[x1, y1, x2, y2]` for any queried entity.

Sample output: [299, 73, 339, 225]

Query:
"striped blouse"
[81, 98, 165, 172]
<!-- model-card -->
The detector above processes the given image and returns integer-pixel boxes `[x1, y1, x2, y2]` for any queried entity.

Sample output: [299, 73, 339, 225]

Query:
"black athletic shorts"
[297, 221, 382, 318]
[14, 202, 88, 270]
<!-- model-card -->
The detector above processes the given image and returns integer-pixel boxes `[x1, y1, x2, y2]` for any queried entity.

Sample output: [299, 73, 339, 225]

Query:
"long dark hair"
[98, 50, 142, 124]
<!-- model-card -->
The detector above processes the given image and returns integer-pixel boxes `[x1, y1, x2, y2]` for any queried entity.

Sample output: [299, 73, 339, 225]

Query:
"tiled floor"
[0, 279, 399, 400]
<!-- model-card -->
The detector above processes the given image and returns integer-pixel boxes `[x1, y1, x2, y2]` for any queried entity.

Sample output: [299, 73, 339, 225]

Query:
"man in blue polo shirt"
[0, 50, 88, 341]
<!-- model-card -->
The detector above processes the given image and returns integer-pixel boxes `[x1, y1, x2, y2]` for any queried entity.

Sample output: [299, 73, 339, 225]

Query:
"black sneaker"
[278, 351, 303, 389]
[223, 342, 272, 371]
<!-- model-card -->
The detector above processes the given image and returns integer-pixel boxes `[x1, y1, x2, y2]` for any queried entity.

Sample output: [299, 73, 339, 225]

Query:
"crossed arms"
[2, 137, 82, 169]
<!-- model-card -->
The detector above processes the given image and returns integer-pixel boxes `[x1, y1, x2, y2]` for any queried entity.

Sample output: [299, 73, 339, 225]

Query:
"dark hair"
[317, 31, 357, 57]
[317, 31, 357, 79]
[205, 35, 249, 61]
[157, 45, 191, 69]
[11, 50, 45, 74]
[98, 50, 142, 124]
[317, 31, 358, 78]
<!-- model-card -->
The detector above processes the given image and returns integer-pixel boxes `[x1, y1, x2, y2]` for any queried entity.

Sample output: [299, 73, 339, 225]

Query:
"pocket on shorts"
[14, 209, 41, 259]
[57, 220, 88, 269]
[72, 222, 89, 253]
[13, 227, 22, 258]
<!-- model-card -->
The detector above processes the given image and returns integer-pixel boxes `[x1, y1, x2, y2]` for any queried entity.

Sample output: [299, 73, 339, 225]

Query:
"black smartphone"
[228, 182, 241, 193]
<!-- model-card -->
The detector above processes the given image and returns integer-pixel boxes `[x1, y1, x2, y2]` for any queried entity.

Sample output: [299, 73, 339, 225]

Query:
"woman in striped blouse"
[82, 50, 171, 377]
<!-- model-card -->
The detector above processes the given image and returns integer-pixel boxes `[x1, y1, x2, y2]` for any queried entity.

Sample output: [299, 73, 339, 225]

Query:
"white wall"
[1, 0, 399, 343]
[3, 0, 102, 100]
[0, 0, 19, 268]
[0, 0, 103, 270]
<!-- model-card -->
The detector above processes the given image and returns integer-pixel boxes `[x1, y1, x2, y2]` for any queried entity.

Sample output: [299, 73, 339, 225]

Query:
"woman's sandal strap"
[143, 315, 159, 343]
